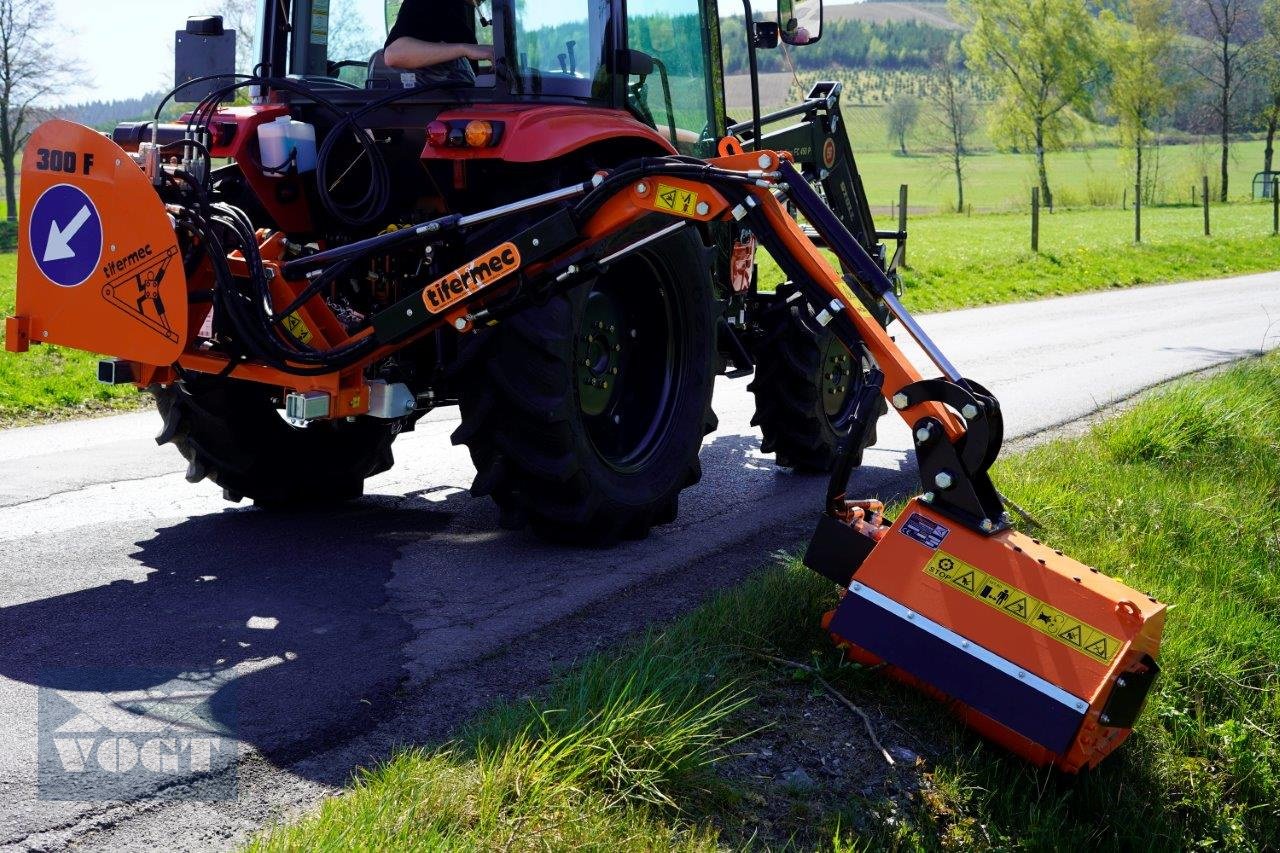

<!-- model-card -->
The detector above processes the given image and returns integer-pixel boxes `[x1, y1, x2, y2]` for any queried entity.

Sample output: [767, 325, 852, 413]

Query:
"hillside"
[827, 0, 961, 30]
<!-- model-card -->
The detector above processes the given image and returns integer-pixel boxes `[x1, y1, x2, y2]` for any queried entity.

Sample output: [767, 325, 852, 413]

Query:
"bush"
[0, 220, 17, 253]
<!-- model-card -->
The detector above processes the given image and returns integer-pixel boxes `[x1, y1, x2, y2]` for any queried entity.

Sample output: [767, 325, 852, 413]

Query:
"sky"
[56, 0, 813, 105]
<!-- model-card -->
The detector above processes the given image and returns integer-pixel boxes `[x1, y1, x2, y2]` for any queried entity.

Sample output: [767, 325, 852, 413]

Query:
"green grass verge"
[0, 253, 143, 425]
[760, 202, 1280, 314]
[251, 354, 1280, 851]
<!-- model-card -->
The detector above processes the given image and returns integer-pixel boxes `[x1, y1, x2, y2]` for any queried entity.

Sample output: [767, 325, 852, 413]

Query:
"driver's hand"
[465, 44, 495, 63]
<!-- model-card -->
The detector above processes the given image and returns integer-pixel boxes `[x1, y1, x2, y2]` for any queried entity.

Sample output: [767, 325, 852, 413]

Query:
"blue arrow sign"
[30, 184, 103, 288]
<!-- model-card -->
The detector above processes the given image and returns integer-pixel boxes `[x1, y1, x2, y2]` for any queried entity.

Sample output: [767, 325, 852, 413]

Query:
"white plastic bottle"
[257, 116, 317, 175]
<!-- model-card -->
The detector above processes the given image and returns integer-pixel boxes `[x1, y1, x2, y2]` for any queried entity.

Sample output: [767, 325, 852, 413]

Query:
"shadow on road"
[0, 431, 906, 798]
[0, 500, 458, 772]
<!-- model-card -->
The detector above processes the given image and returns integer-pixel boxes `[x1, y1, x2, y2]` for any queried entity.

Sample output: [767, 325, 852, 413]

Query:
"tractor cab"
[255, 0, 822, 158]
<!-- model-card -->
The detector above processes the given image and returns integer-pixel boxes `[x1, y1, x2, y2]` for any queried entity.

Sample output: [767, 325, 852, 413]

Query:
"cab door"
[624, 0, 724, 155]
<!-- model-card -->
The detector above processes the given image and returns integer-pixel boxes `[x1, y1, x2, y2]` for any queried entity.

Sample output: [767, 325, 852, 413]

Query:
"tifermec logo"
[37, 668, 238, 800]
[422, 242, 522, 314]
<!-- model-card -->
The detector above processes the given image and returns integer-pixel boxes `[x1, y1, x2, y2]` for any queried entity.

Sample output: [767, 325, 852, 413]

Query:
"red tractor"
[4, 0, 1165, 773]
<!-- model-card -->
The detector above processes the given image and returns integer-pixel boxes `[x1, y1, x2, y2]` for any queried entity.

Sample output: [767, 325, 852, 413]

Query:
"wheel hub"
[578, 292, 624, 417]
[823, 344, 853, 419]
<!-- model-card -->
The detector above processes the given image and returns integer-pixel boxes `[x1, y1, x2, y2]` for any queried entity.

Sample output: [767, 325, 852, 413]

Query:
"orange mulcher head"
[809, 498, 1164, 773]
[761, 159, 1166, 773]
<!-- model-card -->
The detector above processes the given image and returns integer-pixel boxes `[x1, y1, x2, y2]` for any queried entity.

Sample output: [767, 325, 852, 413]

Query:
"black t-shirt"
[386, 0, 477, 47]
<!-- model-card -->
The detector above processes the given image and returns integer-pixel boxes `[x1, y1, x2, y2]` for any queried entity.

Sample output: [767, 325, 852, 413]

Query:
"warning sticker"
[923, 551, 1121, 664]
[900, 513, 950, 549]
[281, 313, 314, 345]
[101, 246, 181, 343]
[653, 184, 701, 216]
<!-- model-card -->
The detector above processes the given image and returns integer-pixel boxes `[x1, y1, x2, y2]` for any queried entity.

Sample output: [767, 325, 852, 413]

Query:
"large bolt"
[454, 318, 468, 331]
[757, 154, 772, 169]
[934, 471, 955, 490]
[961, 403, 980, 420]
[892, 393, 910, 410]
[696, 201, 711, 216]
[636, 182, 649, 195]
[921, 491, 935, 503]
[915, 425, 933, 444]
[980, 518, 996, 532]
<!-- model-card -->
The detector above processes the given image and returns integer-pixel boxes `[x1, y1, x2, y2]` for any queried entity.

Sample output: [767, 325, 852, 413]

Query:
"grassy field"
[760, 201, 1280, 313]
[250, 354, 1280, 851]
[851, 140, 1274, 213]
[0, 254, 142, 425]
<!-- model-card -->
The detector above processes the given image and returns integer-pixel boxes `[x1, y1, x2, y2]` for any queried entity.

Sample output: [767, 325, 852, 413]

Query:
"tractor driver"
[384, 0, 495, 84]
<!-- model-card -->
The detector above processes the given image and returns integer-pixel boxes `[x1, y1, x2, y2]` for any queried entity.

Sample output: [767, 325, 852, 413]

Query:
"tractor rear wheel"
[453, 225, 717, 543]
[152, 378, 399, 506]
[749, 284, 886, 472]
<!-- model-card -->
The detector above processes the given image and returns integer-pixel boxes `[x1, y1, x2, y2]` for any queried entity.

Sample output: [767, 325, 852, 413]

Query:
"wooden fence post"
[1273, 178, 1278, 236]
[1135, 182, 1142, 244]
[898, 184, 909, 269]
[1202, 175, 1211, 237]
[1031, 187, 1040, 253]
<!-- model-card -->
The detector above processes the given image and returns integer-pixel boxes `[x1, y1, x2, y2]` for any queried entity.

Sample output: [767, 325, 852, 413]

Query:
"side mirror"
[778, 0, 822, 46]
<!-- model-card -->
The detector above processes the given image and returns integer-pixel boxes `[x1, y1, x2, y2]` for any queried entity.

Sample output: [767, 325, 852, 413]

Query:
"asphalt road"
[2, 272, 1278, 850]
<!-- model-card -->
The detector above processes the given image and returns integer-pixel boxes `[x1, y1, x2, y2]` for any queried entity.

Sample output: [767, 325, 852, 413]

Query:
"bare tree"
[1184, 0, 1260, 201]
[0, 0, 80, 222]
[1258, 0, 1280, 175]
[885, 92, 921, 155]
[926, 44, 977, 212]
[220, 0, 259, 74]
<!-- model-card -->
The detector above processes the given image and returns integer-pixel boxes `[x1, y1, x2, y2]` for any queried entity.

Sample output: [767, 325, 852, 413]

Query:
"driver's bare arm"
[384, 37, 493, 70]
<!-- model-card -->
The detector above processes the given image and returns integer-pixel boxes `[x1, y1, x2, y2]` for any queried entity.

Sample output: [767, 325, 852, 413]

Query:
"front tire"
[452, 226, 718, 543]
[749, 284, 886, 472]
[153, 378, 399, 506]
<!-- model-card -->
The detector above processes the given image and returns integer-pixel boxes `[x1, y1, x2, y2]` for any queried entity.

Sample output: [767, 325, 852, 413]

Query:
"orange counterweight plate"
[10, 120, 187, 364]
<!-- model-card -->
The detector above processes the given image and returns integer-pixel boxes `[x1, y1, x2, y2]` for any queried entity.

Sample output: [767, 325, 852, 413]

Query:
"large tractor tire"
[152, 378, 399, 506]
[749, 283, 886, 473]
[452, 225, 718, 543]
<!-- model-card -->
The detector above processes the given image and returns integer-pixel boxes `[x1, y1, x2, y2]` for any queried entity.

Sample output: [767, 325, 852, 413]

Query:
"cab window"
[626, 0, 715, 154]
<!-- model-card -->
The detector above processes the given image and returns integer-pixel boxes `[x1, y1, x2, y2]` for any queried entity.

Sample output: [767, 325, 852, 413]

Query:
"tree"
[0, 0, 80, 222]
[951, 0, 1101, 209]
[1257, 0, 1280, 175]
[220, 0, 259, 74]
[1184, 0, 1260, 201]
[925, 43, 976, 211]
[885, 92, 921, 155]
[1101, 0, 1178, 207]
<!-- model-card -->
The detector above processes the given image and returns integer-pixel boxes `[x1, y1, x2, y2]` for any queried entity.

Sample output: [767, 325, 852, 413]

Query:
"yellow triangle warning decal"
[921, 550, 1123, 664]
